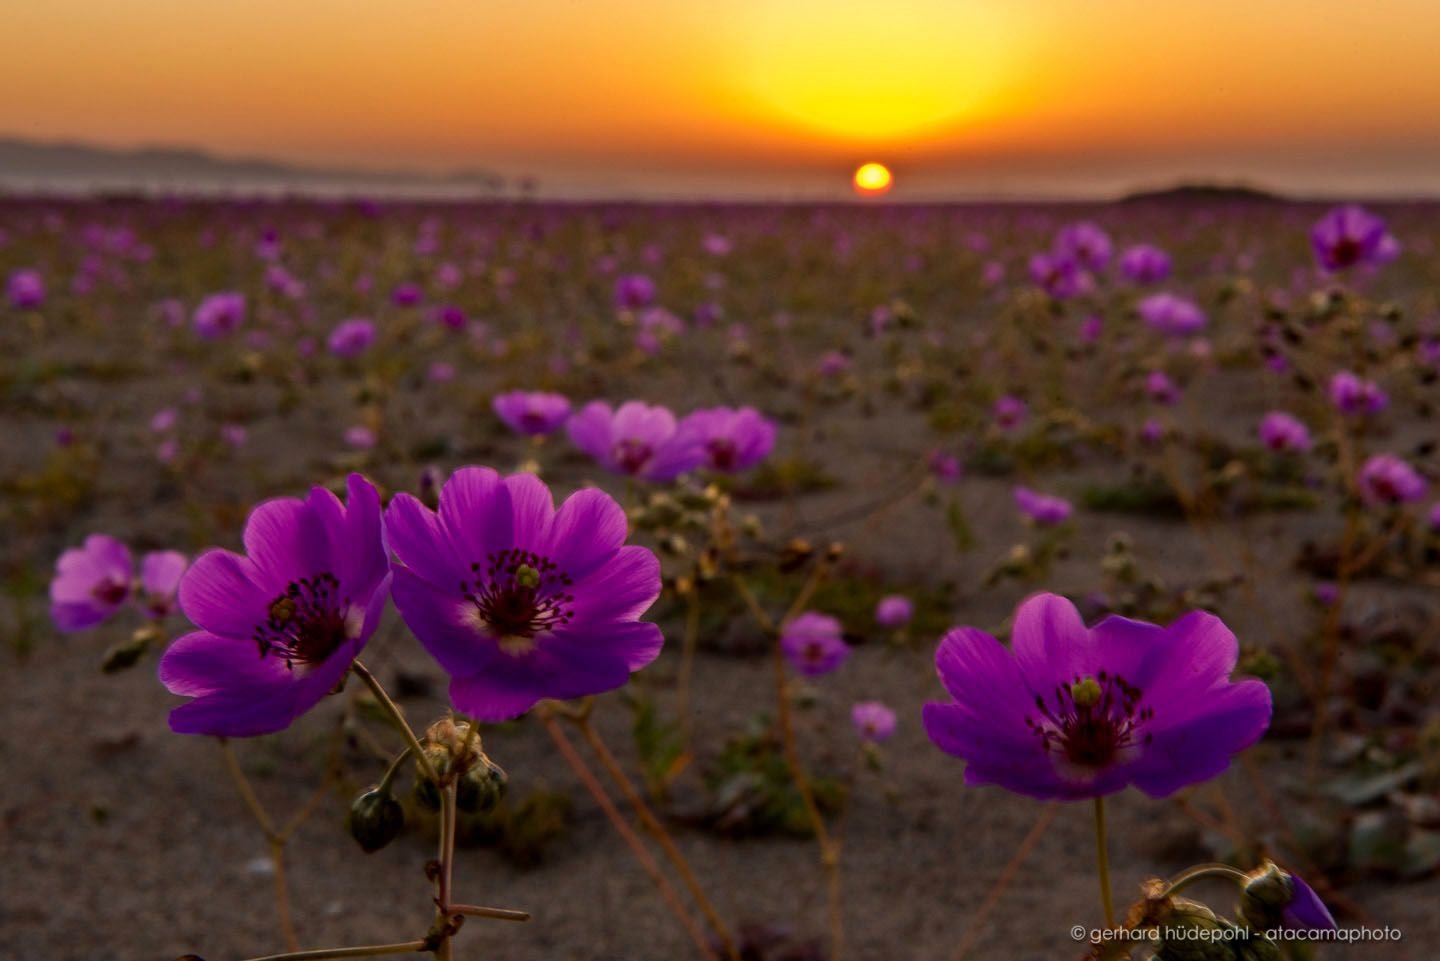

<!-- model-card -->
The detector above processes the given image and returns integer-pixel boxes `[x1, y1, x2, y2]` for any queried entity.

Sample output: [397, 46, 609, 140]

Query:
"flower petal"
[391, 566, 498, 678]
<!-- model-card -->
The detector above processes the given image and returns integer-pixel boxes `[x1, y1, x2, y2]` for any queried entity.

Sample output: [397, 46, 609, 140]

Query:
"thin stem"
[239, 940, 428, 961]
[575, 714, 740, 961]
[539, 712, 716, 959]
[1160, 863, 1250, 898]
[269, 839, 300, 953]
[433, 782, 457, 961]
[220, 738, 278, 839]
[353, 660, 440, 784]
[448, 904, 531, 922]
[1094, 796, 1116, 930]
[676, 583, 702, 745]
[771, 638, 842, 961]
[947, 803, 1059, 961]
[220, 739, 298, 951]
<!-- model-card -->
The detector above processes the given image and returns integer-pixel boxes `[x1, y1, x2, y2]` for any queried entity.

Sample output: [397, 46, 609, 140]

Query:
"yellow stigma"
[1070, 677, 1102, 709]
[514, 564, 540, 589]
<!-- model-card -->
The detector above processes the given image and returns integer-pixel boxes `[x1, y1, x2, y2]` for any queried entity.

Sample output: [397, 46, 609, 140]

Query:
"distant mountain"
[1118, 182, 1286, 205]
[0, 136, 505, 193]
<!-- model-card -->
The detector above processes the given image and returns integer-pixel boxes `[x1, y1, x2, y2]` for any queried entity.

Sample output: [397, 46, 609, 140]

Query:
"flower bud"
[456, 756, 508, 814]
[347, 786, 404, 853]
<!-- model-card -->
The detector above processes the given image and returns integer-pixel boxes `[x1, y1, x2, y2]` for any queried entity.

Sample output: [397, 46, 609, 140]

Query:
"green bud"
[347, 787, 404, 853]
[1238, 861, 1294, 932]
[456, 757, 509, 813]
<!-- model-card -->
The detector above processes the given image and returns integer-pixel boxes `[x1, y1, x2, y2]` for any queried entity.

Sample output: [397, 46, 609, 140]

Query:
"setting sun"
[853, 162, 893, 196]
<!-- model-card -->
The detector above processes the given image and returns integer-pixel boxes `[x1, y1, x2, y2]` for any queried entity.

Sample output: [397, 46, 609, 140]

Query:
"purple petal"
[503, 472, 555, 549]
[566, 545, 662, 623]
[390, 566, 498, 678]
[1010, 592, 1092, 693]
[438, 467, 513, 563]
[546, 487, 627, 580]
[1128, 678, 1271, 797]
[177, 549, 271, 638]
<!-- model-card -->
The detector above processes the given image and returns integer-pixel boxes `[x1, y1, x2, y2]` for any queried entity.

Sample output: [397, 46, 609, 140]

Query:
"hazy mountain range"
[0, 136, 508, 195]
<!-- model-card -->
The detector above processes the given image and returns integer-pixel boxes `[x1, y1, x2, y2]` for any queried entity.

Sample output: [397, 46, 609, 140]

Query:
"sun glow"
[853, 162, 893, 196]
[734, 2, 1026, 142]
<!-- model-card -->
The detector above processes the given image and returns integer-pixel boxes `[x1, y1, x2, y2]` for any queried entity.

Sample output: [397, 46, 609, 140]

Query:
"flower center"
[520, 409, 548, 430]
[612, 439, 653, 474]
[1331, 236, 1361, 268]
[1025, 671, 1152, 772]
[92, 577, 130, 606]
[706, 438, 737, 471]
[461, 549, 574, 655]
[254, 572, 351, 669]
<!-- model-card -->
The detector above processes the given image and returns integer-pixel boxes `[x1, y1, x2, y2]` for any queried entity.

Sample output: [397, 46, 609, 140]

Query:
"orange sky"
[2, 0, 1438, 197]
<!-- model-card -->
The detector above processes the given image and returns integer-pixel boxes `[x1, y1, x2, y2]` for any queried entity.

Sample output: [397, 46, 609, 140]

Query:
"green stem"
[1094, 796, 1116, 930]
[239, 940, 428, 961]
[352, 660, 439, 784]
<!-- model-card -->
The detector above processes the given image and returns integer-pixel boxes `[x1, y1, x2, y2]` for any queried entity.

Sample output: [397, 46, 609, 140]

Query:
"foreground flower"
[923, 593, 1271, 799]
[780, 612, 849, 676]
[1357, 454, 1427, 506]
[387, 468, 663, 721]
[677, 406, 777, 473]
[566, 400, 701, 481]
[493, 390, 572, 436]
[50, 535, 133, 631]
[1258, 411, 1312, 453]
[852, 701, 897, 743]
[158, 475, 389, 736]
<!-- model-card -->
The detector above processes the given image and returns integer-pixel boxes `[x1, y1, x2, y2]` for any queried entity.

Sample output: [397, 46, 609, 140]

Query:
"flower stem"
[219, 739, 298, 951]
[352, 660, 439, 783]
[539, 711, 716, 959]
[574, 712, 740, 961]
[1094, 796, 1116, 930]
[448, 904, 531, 922]
[946, 803, 1058, 961]
[771, 638, 842, 961]
[433, 782, 458, 961]
[239, 940, 428, 961]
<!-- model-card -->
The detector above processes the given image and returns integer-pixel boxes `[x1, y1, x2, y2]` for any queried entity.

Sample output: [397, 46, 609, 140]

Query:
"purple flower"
[1280, 873, 1337, 933]
[1328, 371, 1387, 415]
[345, 425, 377, 449]
[1145, 370, 1179, 405]
[1055, 222, 1112, 273]
[50, 535, 134, 631]
[493, 390, 573, 436]
[1118, 244, 1171, 284]
[140, 550, 189, 619]
[1138, 293, 1206, 337]
[1139, 418, 1166, 446]
[1311, 205, 1394, 272]
[1014, 486, 1072, 526]
[928, 450, 962, 483]
[1357, 454, 1427, 506]
[7, 268, 45, 309]
[614, 273, 656, 309]
[923, 593, 1271, 799]
[157, 475, 390, 737]
[993, 395, 1027, 431]
[566, 401, 701, 481]
[150, 407, 178, 433]
[816, 350, 852, 378]
[192, 292, 245, 339]
[1028, 253, 1087, 300]
[677, 406, 777, 473]
[428, 361, 456, 383]
[1258, 411, 1311, 453]
[386, 468, 663, 721]
[1428, 502, 1440, 532]
[391, 282, 423, 307]
[221, 424, 249, 449]
[851, 701, 897, 743]
[780, 612, 849, 676]
[875, 595, 914, 629]
[328, 318, 377, 359]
